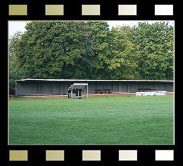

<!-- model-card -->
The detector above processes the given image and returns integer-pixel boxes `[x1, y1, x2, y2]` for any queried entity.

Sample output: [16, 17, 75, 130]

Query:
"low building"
[15, 79, 174, 96]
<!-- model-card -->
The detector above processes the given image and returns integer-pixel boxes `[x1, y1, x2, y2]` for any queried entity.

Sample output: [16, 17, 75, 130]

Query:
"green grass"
[9, 95, 174, 145]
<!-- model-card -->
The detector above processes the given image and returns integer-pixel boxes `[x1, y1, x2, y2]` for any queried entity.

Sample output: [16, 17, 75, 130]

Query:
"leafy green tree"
[107, 26, 140, 79]
[15, 22, 87, 78]
[9, 32, 24, 94]
[84, 21, 112, 79]
[14, 21, 113, 79]
[9, 21, 174, 93]
[132, 22, 174, 80]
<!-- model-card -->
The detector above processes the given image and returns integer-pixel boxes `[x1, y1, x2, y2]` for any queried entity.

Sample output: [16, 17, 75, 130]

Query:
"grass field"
[9, 95, 174, 145]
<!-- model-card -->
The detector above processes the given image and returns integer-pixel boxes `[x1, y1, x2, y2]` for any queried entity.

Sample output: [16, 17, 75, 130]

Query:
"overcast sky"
[8, 20, 174, 38]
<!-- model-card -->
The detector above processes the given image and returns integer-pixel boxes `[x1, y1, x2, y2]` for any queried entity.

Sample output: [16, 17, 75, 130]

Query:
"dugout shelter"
[68, 83, 88, 99]
[15, 79, 174, 96]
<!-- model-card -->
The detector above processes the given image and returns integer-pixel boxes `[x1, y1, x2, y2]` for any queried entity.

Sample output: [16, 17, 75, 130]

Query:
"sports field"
[9, 95, 174, 145]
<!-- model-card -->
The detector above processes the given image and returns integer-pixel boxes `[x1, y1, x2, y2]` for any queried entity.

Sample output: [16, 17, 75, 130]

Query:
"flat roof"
[68, 83, 88, 90]
[16, 78, 174, 83]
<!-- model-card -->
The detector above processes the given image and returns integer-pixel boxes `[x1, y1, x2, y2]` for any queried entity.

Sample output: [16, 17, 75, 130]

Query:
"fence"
[9, 91, 174, 100]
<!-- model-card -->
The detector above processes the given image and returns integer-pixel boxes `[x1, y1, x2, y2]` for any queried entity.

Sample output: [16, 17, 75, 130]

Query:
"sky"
[8, 20, 174, 38]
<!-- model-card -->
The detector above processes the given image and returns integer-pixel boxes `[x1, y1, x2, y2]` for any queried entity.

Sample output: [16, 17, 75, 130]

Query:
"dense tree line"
[9, 21, 174, 94]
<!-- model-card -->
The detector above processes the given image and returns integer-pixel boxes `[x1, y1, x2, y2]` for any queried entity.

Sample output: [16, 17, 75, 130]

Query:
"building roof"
[68, 83, 88, 90]
[16, 78, 174, 83]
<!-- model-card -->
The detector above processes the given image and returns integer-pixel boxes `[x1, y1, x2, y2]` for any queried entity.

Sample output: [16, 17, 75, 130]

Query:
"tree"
[9, 32, 23, 94]
[132, 22, 174, 80]
[107, 26, 140, 79]
[14, 21, 114, 79]
[9, 21, 174, 95]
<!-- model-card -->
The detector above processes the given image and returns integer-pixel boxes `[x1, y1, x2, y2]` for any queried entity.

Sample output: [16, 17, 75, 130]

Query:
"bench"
[95, 89, 111, 94]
